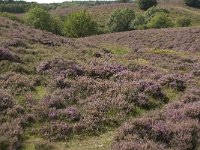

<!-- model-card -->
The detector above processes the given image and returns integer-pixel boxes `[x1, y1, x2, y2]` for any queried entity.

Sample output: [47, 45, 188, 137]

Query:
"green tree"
[50, 15, 63, 35]
[24, 7, 51, 31]
[147, 12, 174, 29]
[63, 11, 98, 38]
[184, 0, 200, 8]
[107, 8, 135, 32]
[137, 0, 157, 10]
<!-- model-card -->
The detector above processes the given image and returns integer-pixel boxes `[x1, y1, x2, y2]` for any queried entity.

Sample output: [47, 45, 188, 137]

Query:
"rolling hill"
[1, 1, 200, 148]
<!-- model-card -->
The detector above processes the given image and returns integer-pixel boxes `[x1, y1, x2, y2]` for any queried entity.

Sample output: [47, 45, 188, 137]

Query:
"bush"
[107, 8, 135, 32]
[63, 11, 98, 38]
[137, 0, 157, 10]
[50, 15, 63, 35]
[144, 6, 168, 22]
[184, 0, 200, 8]
[147, 12, 174, 29]
[131, 14, 146, 29]
[176, 17, 191, 27]
[24, 7, 51, 31]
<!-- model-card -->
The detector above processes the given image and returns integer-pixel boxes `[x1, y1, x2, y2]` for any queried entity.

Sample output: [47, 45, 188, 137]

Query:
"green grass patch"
[163, 88, 181, 101]
[149, 49, 177, 55]
[34, 86, 46, 100]
[102, 43, 130, 55]
[66, 130, 115, 150]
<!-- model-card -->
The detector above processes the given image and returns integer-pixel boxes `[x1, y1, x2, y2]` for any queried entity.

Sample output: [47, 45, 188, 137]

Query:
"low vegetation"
[0, 0, 200, 149]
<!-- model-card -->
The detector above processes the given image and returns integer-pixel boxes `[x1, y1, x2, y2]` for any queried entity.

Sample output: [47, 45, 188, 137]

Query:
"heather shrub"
[37, 58, 84, 78]
[159, 74, 186, 91]
[0, 47, 20, 62]
[43, 96, 66, 109]
[86, 62, 127, 79]
[1, 73, 35, 95]
[107, 8, 135, 32]
[63, 11, 98, 38]
[147, 12, 174, 29]
[0, 90, 14, 111]
[176, 17, 191, 27]
[0, 122, 23, 150]
[40, 122, 73, 141]
[112, 95, 200, 150]
[137, 0, 157, 10]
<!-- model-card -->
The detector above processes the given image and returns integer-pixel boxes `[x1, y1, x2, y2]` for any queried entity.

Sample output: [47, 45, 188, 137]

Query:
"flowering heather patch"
[1, 14, 200, 149]
[0, 90, 14, 111]
[86, 61, 127, 79]
[37, 58, 84, 78]
[112, 88, 200, 150]
[0, 72, 35, 95]
[0, 47, 20, 62]
[159, 74, 187, 92]
[40, 121, 73, 141]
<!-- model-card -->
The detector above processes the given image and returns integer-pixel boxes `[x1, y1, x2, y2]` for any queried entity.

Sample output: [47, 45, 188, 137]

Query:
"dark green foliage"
[131, 6, 169, 30]
[117, 0, 130, 3]
[107, 8, 135, 32]
[0, 137, 10, 150]
[176, 17, 191, 27]
[63, 11, 98, 38]
[137, 0, 157, 10]
[147, 12, 174, 29]
[184, 0, 200, 8]
[0, 3, 25, 13]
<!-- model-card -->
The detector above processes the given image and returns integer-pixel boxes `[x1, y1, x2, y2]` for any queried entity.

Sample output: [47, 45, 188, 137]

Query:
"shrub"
[144, 6, 168, 22]
[131, 14, 146, 29]
[63, 11, 98, 38]
[107, 8, 135, 32]
[147, 12, 174, 29]
[184, 0, 200, 8]
[50, 15, 63, 35]
[176, 17, 191, 27]
[137, 0, 157, 10]
[24, 7, 51, 31]
[0, 91, 14, 111]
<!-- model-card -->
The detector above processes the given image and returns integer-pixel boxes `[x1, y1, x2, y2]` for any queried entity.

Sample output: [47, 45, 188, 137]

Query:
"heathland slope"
[78, 27, 200, 51]
[1, 16, 200, 150]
